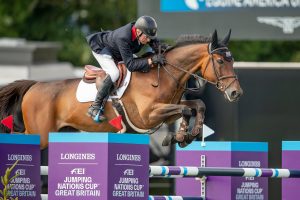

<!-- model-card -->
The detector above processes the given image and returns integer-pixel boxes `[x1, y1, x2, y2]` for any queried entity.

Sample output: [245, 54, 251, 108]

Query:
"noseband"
[160, 43, 238, 92]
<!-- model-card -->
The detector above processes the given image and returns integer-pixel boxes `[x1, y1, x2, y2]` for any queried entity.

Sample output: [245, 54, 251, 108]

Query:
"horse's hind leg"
[24, 117, 56, 149]
[22, 98, 57, 149]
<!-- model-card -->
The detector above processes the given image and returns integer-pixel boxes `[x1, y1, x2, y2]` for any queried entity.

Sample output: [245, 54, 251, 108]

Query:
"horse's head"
[201, 30, 243, 102]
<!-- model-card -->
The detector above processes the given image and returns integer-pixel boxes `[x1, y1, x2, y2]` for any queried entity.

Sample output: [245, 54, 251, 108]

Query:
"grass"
[0, 160, 19, 200]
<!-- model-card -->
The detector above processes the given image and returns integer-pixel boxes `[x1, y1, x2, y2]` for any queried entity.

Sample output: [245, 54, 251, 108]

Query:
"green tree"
[230, 40, 300, 62]
[0, 0, 137, 66]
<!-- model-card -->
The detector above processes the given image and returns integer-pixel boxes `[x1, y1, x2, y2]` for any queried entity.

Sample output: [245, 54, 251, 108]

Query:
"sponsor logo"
[257, 16, 300, 34]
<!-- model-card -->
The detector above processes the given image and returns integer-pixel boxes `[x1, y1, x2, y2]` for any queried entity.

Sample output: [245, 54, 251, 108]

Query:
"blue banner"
[161, 0, 300, 12]
[161, 0, 211, 12]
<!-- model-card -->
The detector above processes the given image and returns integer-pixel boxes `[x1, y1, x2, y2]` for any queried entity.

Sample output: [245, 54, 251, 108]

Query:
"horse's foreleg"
[175, 106, 192, 146]
[149, 103, 192, 146]
[179, 99, 206, 146]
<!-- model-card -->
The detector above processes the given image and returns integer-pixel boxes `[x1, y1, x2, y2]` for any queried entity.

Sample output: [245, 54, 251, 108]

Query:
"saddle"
[83, 62, 127, 89]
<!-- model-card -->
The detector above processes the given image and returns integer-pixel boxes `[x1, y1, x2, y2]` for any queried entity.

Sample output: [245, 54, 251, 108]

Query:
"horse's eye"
[217, 59, 224, 64]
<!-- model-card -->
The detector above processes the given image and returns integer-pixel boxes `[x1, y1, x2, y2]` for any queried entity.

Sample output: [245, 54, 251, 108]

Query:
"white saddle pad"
[76, 70, 131, 102]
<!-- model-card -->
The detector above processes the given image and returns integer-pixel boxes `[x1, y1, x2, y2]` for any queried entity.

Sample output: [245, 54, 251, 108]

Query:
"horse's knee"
[195, 99, 206, 112]
[182, 107, 192, 116]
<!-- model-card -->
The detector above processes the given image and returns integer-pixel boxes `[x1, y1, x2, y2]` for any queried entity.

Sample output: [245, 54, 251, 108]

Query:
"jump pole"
[41, 165, 300, 178]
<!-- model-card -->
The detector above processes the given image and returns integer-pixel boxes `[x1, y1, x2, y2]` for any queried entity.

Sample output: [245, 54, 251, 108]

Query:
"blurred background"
[1, 0, 300, 199]
[0, 0, 299, 67]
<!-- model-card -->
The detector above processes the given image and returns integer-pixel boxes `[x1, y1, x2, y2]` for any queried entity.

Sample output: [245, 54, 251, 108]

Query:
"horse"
[0, 30, 243, 149]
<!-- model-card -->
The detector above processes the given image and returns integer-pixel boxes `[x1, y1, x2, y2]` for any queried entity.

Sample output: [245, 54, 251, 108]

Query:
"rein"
[163, 61, 210, 93]
[203, 44, 238, 91]
[154, 43, 238, 92]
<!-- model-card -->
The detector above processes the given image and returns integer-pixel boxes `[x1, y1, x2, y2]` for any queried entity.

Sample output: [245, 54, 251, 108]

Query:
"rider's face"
[136, 29, 150, 44]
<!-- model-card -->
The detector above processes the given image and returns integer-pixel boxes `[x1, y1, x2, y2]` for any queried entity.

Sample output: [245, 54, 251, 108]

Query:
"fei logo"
[71, 168, 85, 175]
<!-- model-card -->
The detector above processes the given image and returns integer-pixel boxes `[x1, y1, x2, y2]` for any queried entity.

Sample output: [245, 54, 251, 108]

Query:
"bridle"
[155, 43, 238, 92]
[202, 43, 238, 91]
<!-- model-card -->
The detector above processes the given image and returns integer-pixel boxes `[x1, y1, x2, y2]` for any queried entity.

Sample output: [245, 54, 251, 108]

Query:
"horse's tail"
[0, 80, 37, 133]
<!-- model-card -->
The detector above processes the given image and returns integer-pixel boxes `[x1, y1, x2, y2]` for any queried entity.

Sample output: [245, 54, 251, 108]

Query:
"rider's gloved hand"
[149, 39, 169, 53]
[160, 43, 170, 52]
[149, 39, 160, 53]
[151, 54, 166, 66]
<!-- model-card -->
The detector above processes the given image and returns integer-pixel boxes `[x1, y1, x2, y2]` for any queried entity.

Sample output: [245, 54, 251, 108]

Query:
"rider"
[86, 15, 166, 122]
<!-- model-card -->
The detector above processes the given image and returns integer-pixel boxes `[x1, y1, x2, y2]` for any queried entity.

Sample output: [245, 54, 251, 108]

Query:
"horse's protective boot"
[87, 74, 113, 122]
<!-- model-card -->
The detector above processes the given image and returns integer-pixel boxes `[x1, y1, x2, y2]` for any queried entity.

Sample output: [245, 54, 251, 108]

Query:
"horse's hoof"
[191, 125, 203, 136]
[185, 135, 195, 145]
[191, 129, 199, 136]
[162, 134, 173, 146]
[175, 132, 186, 142]
[178, 141, 188, 148]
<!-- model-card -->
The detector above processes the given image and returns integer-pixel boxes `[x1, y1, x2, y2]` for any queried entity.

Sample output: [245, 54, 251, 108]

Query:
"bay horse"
[0, 30, 243, 149]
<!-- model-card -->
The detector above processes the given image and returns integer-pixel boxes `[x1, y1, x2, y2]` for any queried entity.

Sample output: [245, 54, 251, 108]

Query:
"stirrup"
[93, 108, 106, 123]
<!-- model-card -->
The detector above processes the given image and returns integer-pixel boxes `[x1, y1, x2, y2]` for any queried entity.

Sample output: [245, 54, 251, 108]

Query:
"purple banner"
[282, 151, 300, 200]
[231, 152, 268, 200]
[108, 143, 149, 199]
[176, 142, 268, 200]
[0, 141, 40, 199]
[48, 142, 107, 200]
[48, 133, 149, 200]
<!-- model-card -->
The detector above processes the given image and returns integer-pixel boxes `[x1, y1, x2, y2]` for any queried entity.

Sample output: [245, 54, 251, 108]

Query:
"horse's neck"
[124, 44, 208, 105]
[164, 44, 208, 87]
[142, 43, 207, 104]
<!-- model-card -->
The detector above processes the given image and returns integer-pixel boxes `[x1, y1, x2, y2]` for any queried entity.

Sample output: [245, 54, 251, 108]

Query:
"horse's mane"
[166, 34, 212, 52]
[176, 34, 212, 46]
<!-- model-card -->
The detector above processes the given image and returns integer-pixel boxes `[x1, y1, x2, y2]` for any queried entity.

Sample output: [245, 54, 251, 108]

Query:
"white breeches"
[92, 51, 120, 82]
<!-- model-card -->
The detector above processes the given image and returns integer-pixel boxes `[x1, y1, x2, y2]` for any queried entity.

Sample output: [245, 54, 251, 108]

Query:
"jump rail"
[149, 166, 300, 178]
[40, 166, 300, 178]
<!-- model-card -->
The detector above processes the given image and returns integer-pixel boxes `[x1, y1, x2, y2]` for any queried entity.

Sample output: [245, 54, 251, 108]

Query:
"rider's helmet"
[135, 16, 157, 39]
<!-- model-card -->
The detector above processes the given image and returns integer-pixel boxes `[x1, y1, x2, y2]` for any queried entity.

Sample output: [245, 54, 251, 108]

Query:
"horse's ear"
[222, 29, 231, 46]
[211, 30, 219, 50]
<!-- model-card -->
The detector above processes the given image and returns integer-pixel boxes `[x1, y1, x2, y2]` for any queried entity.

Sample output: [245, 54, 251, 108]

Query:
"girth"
[111, 98, 162, 134]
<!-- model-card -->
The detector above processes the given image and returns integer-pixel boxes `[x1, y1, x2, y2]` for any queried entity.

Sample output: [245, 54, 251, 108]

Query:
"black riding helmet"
[135, 16, 157, 39]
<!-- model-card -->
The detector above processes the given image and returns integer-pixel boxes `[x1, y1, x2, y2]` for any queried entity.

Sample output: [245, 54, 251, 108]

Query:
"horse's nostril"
[231, 91, 239, 99]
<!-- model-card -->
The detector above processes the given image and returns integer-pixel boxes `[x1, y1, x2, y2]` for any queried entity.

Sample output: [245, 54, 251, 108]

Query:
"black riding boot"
[87, 74, 113, 122]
